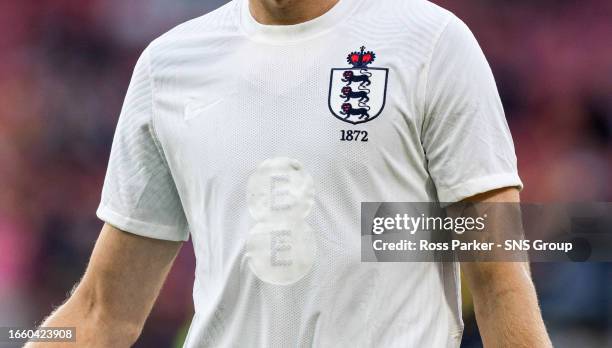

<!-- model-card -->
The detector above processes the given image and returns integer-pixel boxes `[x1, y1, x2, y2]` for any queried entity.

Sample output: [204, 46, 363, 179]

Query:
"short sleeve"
[97, 47, 189, 241]
[421, 16, 523, 203]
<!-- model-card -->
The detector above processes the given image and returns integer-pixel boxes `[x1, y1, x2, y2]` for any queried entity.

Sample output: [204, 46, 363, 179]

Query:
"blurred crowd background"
[0, 0, 610, 347]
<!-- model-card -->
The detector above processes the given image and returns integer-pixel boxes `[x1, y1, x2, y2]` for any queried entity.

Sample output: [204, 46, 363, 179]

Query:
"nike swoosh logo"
[184, 98, 225, 121]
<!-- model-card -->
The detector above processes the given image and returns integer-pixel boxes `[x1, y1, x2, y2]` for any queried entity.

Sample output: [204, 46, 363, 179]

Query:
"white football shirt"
[97, 0, 522, 346]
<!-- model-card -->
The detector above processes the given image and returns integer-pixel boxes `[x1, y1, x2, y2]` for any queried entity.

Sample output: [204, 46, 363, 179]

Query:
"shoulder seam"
[144, 46, 172, 170]
[420, 14, 455, 134]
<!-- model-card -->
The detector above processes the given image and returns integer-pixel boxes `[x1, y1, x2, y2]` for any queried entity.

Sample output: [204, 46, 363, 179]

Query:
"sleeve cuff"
[436, 172, 523, 204]
[96, 204, 189, 242]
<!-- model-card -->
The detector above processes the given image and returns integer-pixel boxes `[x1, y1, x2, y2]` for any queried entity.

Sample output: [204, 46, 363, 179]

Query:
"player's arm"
[459, 187, 552, 348]
[26, 223, 182, 348]
[418, 12, 550, 347]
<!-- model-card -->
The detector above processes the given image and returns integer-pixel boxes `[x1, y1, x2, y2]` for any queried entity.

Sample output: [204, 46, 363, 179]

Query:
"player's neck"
[249, 0, 340, 25]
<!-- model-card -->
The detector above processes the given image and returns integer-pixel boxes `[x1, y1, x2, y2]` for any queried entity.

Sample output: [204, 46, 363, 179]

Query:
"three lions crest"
[328, 46, 389, 125]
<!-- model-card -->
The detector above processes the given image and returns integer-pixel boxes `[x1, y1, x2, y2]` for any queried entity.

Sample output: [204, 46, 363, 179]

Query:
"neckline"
[239, 0, 359, 44]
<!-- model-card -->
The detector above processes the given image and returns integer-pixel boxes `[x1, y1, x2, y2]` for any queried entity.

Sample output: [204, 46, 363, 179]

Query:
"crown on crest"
[347, 46, 376, 68]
